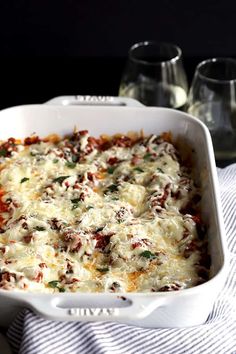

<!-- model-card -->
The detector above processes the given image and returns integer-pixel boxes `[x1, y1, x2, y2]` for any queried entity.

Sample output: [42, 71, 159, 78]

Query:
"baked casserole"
[0, 130, 210, 293]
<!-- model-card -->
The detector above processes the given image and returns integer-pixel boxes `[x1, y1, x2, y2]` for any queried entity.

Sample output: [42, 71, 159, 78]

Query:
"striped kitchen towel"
[5, 164, 236, 354]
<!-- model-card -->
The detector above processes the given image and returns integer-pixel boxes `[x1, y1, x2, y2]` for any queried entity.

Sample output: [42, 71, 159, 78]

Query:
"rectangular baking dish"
[0, 98, 227, 328]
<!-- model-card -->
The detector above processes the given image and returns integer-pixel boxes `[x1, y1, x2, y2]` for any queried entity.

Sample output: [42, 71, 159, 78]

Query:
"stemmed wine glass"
[119, 41, 188, 109]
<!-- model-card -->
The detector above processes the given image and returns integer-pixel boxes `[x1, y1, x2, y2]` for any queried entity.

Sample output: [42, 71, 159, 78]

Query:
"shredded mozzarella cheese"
[0, 131, 209, 293]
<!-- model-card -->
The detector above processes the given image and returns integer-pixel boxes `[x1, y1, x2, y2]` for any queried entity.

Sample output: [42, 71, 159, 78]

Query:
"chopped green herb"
[71, 198, 80, 210]
[20, 177, 29, 184]
[58, 287, 66, 292]
[107, 167, 116, 174]
[109, 184, 118, 192]
[72, 204, 79, 210]
[66, 162, 76, 169]
[140, 250, 157, 259]
[35, 226, 46, 231]
[48, 280, 65, 292]
[111, 197, 119, 201]
[96, 267, 109, 272]
[71, 198, 80, 204]
[53, 159, 59, 163]
[95, 227, 104, 232]
[86, 205, 94, 210]
[53, 176, 69, 184]
[143, 153, 152, 160]
[72, 155, 78, 163]
[157, 168, 164, 173]
[134, 167, 144, 173]
[105, 184, 119, 194]
[48, 280, 59, 288]
[0, 148, 8, 157]
[30, 151, 37, 156]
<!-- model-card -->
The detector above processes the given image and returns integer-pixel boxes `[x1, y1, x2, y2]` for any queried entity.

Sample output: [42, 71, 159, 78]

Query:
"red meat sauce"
[93, 232, 114, 250]
[62, 228, 114, 253]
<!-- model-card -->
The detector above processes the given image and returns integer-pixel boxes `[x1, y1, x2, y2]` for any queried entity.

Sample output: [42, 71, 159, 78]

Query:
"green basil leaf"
[157, 168, 164, 173]
[0, 149, 8, 157]
[35, 226, 46, 231]
[71, 198, 80, 204]
[104, 184, 119, 194]
[143, 153, 152, 160]
[48, 280, 59, 288]
[20, 177, 29, 184]
[53, 176, 69, 184]
[72, 204, 79, 210]
[134, 167, 144, 173]
[66, 162, 76, 169]
[72, 155, 78, 163]
[71, 198, 80, 210]
[58, 287, 66, 292]
[140, 250, 156, 259]
[107, 167, 115, 174]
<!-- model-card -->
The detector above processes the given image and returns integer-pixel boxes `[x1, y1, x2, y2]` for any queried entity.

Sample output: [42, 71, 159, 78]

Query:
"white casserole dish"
[0, 97, 227, 328]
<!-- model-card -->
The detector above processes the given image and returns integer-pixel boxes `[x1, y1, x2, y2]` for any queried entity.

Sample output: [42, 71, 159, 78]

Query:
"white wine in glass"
[188, 58, 236, 162]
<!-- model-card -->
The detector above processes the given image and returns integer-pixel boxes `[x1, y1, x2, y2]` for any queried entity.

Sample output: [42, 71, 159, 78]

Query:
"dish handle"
[27, 295, 166, 322]
[45, 95, 144, 107]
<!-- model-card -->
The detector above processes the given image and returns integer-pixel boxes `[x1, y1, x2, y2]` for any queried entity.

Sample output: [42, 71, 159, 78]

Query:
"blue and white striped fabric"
[5, 165, 236, 354]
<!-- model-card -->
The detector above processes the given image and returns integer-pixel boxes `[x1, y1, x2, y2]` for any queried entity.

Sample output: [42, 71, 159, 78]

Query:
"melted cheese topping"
[0, 131, 209, 293]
